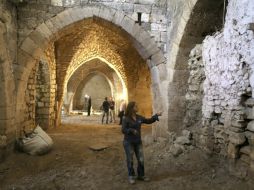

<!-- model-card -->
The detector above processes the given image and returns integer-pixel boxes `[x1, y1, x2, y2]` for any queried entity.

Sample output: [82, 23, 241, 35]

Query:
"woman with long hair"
[122, 101, 162, 184]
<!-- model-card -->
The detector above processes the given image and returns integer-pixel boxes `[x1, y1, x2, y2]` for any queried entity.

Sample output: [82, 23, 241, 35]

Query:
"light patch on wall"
[51, 0, 63, 6]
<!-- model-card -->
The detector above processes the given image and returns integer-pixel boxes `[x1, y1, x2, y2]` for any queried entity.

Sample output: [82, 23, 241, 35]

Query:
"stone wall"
[35, 61, 51, 129]
[21, 47, 56, 132]
[74, 74, 112, 110]
[17, 0, 169, 55]
[184, 44, 204, 128]
[14, 0, 168, 135]
[0, 0, 17, 161]
[166, 0, 225, 134]
[24, 65, 37, 133]
[45, 43, 57, 128]
[200, 0, 254, 174]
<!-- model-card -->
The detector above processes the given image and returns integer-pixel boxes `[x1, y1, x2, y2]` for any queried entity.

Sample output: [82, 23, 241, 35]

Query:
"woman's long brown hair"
[125, 101, 136, 118]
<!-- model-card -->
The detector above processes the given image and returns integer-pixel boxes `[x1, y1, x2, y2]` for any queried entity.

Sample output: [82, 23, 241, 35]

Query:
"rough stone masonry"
[1, 0, 254, 179]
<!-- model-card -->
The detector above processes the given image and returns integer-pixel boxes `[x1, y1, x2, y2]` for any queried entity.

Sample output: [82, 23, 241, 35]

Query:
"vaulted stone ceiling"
[67, 58, 117, 94]
[55, 17, 149, 102]
[55, 17, 152, 116]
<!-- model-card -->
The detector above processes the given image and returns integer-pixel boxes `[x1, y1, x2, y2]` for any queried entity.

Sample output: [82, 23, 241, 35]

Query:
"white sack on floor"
[18, 125, 53, 155]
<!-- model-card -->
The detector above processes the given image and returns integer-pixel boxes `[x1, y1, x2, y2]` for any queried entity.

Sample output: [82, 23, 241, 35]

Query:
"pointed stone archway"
[167, 0, 225, 132]
[15, 5, 167, 136]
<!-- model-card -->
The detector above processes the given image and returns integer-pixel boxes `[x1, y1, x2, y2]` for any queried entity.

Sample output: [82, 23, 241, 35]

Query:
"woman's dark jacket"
[122, 114, 159, 143]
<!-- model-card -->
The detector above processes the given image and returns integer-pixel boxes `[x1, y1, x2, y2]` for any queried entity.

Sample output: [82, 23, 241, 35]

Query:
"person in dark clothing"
[109, 97, 115, 123]
[101, 97, 110, 124]
[87, 96, 92, 116]
[122, 101, 162, 184]
[118, 99, 126, 125]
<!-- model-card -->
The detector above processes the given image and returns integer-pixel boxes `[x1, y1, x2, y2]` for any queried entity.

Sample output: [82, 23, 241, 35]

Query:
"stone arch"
[167, 0, 225, 132]
[72, 72, 114, 111]
[64, 57, 124, 115]
[16, 5, 165, 128]
[65, 56, 127, 103]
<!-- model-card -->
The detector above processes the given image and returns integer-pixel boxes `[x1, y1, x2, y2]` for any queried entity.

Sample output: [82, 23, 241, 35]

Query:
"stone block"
[228, 126, 244, 133]
[231, 120, 247, 128]
[37, 23, 53, 40]
[182, 130, 191, 139]
[160, 31, 167, 42]
[36, 108, 50, 115]
[150, 66, 159, 84]
[150, 30, 160, 42]
[29, 30, 48, 50]
[228, 132, 246, 145]
[62, 0, 80, 7]
[121, 3, 134, 13]
[92, 5, 103, 16]
[247, 120, 254, 132]
[45, 18, 60, 35]
[157, 63, 167, 82]
[227, 143, 240, 159]
[80, 0, 89, 5]
[151, 13, 167, 24]
[64, 8, 83, 23]
[80, 6, 94, 19]
[136, 0, 155, 5]
[134, 4, 151, 13]
[55, 10, 74, 28]
[51, 0, 63, 6]
[112, 10, 125, 26]
[143, 39, 159, 58]
[151, 51, 165, 65]
[121, 16, 135, 35]
[98, 7, 116, 22]
[250, 147, 254, 160]
[170, 144, 184, 157]
[151, 23, 166, 31]
[214, 128, 227, 140]
[37, 102, 44, 107]
[49, 14, 64, 31]
[245, 107, 254, 119]
[245, 98, 254, 106]
[240, 154, 250, 165]
[245, 131, 254, 145]
[20, 37, 43, 58]
[240, 145, 251, 155]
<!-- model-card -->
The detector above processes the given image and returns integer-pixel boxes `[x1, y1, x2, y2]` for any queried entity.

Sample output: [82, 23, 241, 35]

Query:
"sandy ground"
[0, 114, 253, 190]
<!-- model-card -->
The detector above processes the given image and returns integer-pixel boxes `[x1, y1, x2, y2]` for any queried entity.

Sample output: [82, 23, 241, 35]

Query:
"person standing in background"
[101, 97, 110, 124]
[118, 99, 126, 125]
[87, 96, 92, 116]
[109, 97, 116, 123]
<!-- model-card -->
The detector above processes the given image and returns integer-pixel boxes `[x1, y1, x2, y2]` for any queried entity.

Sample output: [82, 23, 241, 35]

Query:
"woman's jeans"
[123, 140, 144, 177]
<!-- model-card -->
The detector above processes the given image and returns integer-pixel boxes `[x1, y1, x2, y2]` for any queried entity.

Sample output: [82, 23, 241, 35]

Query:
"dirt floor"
[0, 114, 253, 190]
